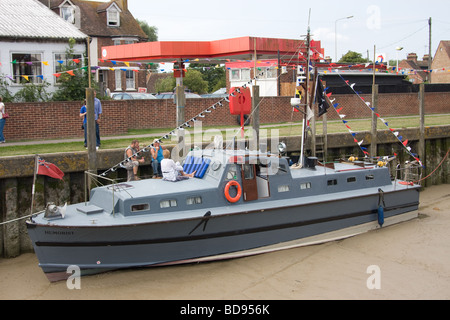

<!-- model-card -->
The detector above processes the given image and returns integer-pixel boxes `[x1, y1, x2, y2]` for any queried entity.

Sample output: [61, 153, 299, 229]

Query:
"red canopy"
[101, 36, 323, 64]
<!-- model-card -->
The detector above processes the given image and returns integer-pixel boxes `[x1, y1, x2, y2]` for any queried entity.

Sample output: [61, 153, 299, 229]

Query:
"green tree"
[0, 76, 14, 102]
[339, 51, 369, 63]
[136, 19, 158, 42]
[155, 75, 175, 93]
[155, 69, 209, 94]
[184, 69, 208, 94]
[190, 64, 226, 93]
[14, 81, 51, 102]
[52, 38, 96, 101]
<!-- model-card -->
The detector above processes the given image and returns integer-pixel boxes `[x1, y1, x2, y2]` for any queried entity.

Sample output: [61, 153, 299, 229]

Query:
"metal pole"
[419, 83, 425, 161]
[371, 45, 378, 159]
[30, 155, 38, 215]
[428, 17, 432, 83]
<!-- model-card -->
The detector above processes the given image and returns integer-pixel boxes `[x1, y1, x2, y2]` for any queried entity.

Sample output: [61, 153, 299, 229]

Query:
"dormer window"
[61, 3, 75, 24]
[107, 6, 121, 27]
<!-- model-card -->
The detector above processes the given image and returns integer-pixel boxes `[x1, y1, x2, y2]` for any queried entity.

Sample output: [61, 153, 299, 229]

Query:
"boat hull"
[27, 187, 420, 282]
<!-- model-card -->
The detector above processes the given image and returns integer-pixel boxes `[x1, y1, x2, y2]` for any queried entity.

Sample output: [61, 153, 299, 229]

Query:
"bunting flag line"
[99, 61, 277, 178]
[100, 86, 247, 178]
[5, 51, 450, 83]
[335, 72, 423, 166]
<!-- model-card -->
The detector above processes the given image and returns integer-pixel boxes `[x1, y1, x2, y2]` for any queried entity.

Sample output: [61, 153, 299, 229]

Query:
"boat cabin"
[85, 149, 392, 218]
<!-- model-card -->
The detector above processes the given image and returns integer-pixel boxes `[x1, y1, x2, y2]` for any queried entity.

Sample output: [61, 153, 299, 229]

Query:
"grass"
[0, 114, 449, 157]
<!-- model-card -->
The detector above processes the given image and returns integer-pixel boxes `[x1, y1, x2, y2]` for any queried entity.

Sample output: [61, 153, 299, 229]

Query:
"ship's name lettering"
[45, 231, 74, 236]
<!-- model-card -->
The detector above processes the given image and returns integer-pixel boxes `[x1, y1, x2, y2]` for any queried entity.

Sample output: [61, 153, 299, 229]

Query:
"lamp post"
[396, 46, 404, 73]
[335, 15, 354, 62]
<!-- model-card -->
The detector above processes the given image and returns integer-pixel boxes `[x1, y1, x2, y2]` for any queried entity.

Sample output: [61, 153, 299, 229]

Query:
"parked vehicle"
[155, 92, 201, 99]
[112, 92, 156, 100]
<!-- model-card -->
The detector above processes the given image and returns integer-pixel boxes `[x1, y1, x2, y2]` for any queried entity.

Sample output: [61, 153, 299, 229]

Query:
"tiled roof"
[75, 1, 147, 39]
[40, 0, 147, 40]
[0, 0, 87, 40]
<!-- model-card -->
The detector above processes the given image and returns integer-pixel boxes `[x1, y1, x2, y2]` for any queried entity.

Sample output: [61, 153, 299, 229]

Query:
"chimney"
[120, 0, 128, 11]
[407, 53, 418, 62]
[422, 54, 430, 63]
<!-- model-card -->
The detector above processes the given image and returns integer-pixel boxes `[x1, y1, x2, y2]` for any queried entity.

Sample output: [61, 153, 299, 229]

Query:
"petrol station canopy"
[101, 36, 324, 65]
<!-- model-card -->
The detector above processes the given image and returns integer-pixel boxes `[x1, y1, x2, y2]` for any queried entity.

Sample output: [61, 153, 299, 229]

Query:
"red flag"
[37, 158, 64, 180]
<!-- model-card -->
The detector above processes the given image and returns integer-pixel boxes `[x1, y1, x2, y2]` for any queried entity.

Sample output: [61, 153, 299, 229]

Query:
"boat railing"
[84, 171, 125, 217]
[393, 161, 423, 186]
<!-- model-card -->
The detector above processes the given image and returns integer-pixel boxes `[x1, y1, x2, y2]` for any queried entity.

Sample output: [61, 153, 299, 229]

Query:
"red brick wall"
[2, 92, 449, 141]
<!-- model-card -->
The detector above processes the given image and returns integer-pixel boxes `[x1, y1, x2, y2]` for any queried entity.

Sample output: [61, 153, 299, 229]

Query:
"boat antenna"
[300, 9, 312, 167]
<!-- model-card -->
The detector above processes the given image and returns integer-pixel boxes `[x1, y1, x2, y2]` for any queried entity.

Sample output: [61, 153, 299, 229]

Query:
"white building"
[0, 0, 87, 96]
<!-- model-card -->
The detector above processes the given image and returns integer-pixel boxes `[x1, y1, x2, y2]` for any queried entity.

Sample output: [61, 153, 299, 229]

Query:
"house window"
[61, 4, 75, 24]
[241, 69, 251, 80]
[266, 67, 277, 79]
[230, 69, 250, 81]
[11, 53, 43, 84]
[107, 7, 120, 27]
[115, 69, 122, 90]
[230, 69, 240, 81]
[125, 70, 135, 90]
[54, 53, 83, 83]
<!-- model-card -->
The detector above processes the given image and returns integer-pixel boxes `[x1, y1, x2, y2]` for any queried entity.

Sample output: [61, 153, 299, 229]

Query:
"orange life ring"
[224, 180, 242, 203]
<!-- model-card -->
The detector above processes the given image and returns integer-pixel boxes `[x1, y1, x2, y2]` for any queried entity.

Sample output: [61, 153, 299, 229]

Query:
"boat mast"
[300, 10, 312, 167]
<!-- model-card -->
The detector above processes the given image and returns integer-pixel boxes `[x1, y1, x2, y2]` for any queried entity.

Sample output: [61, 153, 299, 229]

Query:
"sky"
[121, 0, 450, 64]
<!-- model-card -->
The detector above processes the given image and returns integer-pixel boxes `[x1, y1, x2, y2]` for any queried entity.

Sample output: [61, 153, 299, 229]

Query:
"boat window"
[243, 164, 254, 180]
[278, 185, 290, 193]
[160, 200, 177, 208]
[131, 203, 150, 212]
[300, 182, 311, 190]
[327, 179, 338, 186]
[347, 177, 357, 183]
[226, 165, 238, 180]
[187, 196, 202, 205]
[366, 175, 375, 180]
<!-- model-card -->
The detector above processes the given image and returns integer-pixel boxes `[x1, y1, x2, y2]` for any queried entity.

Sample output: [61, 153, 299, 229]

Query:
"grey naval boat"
[26, 148, 421, 282]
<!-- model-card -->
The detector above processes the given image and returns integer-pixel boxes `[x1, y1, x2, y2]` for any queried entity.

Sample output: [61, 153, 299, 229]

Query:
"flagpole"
[301, 9, 312, 168]
[30, 154, 38, 216]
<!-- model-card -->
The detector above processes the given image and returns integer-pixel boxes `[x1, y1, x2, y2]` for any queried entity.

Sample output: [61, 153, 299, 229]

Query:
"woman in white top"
[161, 149, 196, 181]
[0, 96, 6, 143]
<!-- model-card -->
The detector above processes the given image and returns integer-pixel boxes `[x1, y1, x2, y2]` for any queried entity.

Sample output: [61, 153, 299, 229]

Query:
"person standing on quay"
[0, 96, 6, 143]
[94, 91, 102, 149]
[80, 99, 87, 147]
